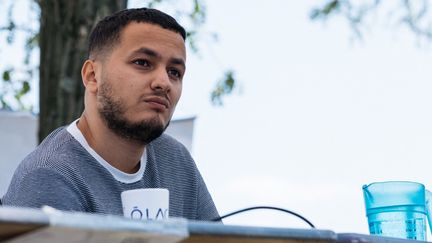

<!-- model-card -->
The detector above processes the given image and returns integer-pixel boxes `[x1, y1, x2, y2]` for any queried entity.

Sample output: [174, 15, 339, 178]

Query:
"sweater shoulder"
[19, 127, 83, 172]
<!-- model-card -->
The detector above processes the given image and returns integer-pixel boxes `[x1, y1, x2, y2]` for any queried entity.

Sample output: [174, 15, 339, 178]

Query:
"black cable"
[211, 206, 315, 228]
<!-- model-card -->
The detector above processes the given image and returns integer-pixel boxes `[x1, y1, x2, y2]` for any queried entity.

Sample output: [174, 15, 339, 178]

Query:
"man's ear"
[81, 60, 99, 93]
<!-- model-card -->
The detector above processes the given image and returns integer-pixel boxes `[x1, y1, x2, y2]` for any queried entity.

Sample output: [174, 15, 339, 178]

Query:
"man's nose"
[150, 68, 171, 92]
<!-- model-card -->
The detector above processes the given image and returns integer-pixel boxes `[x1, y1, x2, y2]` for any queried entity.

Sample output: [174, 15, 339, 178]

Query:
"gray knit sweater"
[2, 127, 219, 220]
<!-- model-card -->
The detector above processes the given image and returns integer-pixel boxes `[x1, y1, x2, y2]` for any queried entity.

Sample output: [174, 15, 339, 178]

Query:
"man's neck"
[77, 112, 145, 174]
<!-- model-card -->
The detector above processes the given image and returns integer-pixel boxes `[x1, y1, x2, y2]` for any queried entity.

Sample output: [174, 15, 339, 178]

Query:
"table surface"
[0, 206, 423, 243]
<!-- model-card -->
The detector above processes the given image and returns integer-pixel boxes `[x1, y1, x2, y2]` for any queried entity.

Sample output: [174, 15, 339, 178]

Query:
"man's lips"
[143, 96, 170, 109]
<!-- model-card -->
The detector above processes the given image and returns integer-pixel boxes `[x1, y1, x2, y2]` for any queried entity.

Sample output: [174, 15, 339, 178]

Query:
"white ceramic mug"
[121, 188, 169, 220]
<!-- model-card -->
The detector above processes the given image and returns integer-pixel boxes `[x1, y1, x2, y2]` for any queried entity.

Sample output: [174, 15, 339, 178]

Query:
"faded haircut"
[88, 8, 186, 60]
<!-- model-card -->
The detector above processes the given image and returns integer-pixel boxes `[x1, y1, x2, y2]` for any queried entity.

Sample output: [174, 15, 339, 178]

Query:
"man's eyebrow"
[171, 58, 185, 69]
[133, 47, 160, 58]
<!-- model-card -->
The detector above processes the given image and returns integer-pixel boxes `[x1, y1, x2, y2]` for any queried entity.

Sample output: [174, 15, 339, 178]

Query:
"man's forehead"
[119, 22, 186, 56]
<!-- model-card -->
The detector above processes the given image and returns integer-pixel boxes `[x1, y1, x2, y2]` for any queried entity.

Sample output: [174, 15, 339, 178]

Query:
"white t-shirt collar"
[66, 119, 146, 184]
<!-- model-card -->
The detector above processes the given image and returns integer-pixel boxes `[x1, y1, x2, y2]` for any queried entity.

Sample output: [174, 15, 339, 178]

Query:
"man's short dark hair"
[88, 8, 186, 59]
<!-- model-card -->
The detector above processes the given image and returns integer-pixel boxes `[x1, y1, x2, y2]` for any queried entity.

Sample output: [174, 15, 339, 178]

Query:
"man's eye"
[168, 69, 181, 78]
[133, 59, 150, 67]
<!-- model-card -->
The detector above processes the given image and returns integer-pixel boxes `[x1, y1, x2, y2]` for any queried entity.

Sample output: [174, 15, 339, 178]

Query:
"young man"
[2, 8, 219, 221]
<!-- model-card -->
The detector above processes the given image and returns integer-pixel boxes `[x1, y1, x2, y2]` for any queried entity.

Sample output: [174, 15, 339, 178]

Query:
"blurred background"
[1, 0, 432, 234]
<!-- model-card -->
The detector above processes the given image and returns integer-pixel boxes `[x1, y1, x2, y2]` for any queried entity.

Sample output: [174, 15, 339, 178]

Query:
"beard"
[97, 81, 168, 145]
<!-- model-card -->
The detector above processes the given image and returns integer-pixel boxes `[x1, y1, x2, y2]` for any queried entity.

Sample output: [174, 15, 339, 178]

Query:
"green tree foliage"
[311, 0, 432, 42]
[211, 70, 236, 106]
[0, 1, 39, 111]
